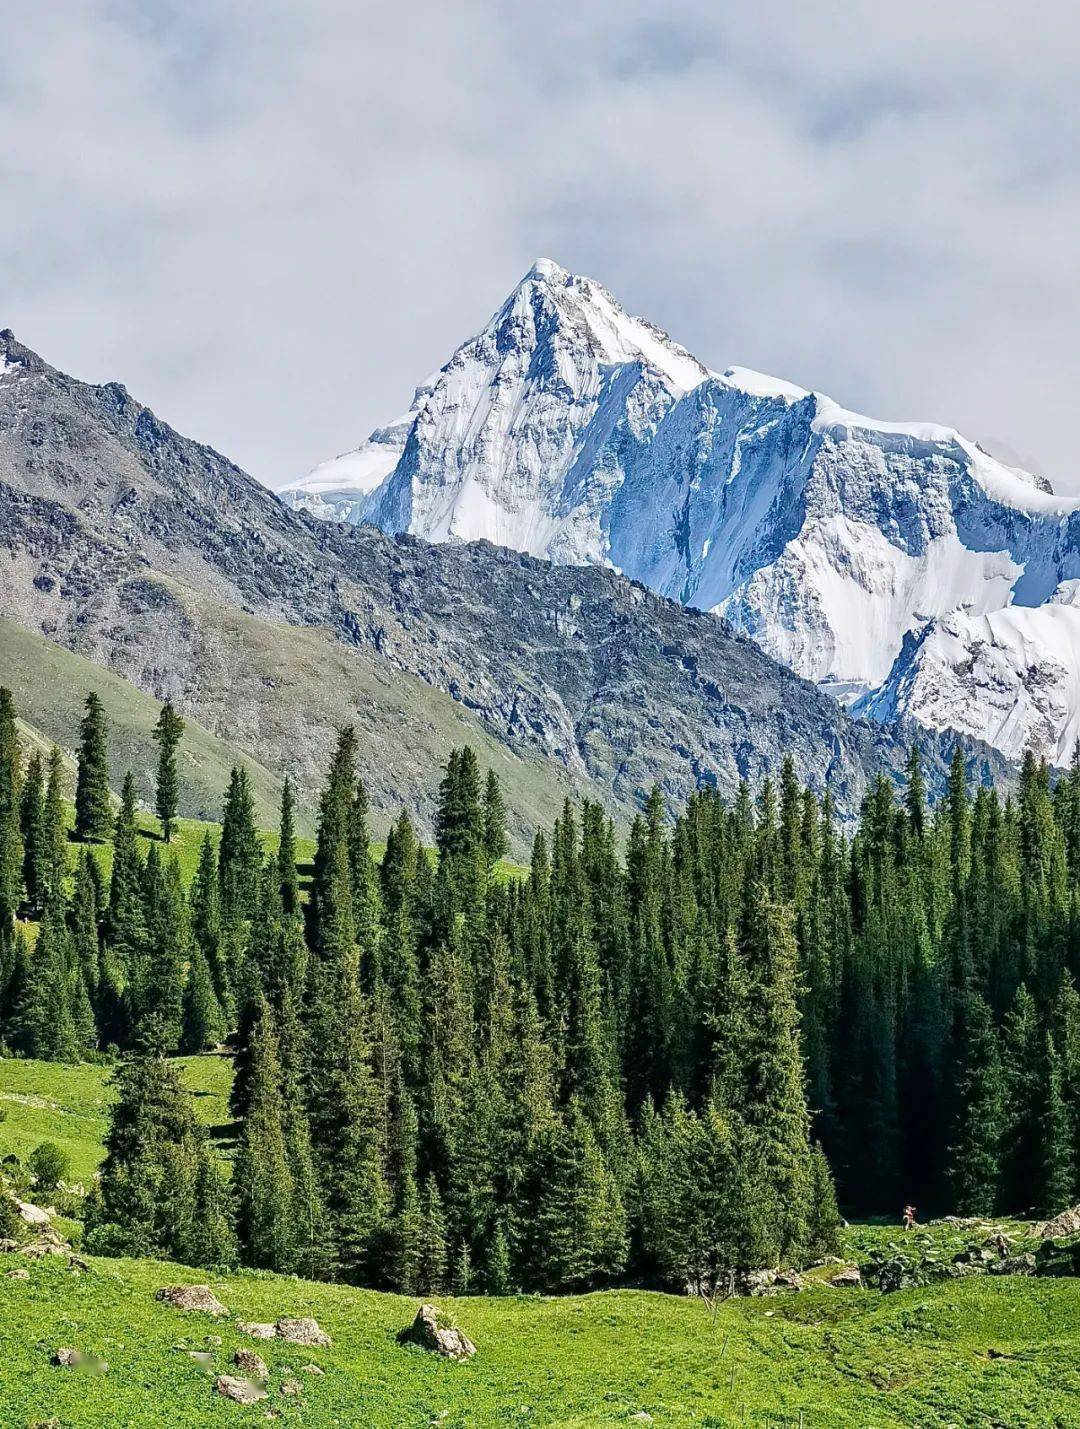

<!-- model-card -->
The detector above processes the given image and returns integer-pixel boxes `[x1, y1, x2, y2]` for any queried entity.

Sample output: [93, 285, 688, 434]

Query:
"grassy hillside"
[1, 1251, 1078, 1426]
[0, 617, 291, 831]
[0, 1055, 233, 1184]
[2, 1057, 1079, 1426]
[142, 582, 580, 848]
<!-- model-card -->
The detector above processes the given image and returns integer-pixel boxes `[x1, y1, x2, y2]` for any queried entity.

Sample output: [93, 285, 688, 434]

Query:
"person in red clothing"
[902, 1204, 917, 1231]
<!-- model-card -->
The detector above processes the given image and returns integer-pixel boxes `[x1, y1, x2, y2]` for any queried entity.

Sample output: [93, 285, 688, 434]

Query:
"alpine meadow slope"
[0, 327, 1002, 846]
[287, 260, 1080, 764]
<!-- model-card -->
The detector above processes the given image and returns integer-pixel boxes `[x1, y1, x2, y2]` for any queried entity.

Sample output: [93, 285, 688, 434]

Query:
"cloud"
[1, 0, 1077, 489]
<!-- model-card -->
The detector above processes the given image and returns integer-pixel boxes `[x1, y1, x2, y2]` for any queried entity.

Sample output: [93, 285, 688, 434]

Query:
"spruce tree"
[277, 777, 301, 918]
[417, 1174, 449, 1295]
[218, 767, 262, 927]
[234, 998, 296, 1271]
[89, 1032, 225, 1263]
[74, 692, 111, 842]
[42, 747, 67, 907]
[951, 993, 1004, 1215]
[181, 945, 226, 1052]
[483, 769, 508, 868]
[152, 702, 185, 842]
[19, 751, 45, 914]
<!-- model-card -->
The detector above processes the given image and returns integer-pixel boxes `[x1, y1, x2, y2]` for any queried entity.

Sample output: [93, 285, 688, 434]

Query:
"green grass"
[0, 1056, 233, 1184]
[0, 1254, 1077, 1426]
[2, 1056, 1079, 1424]
[73, 809, 318, 892]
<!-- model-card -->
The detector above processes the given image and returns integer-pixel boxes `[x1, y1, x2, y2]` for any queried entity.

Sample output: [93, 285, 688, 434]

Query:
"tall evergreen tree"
[152, 702, 185, 842]
[74, 693, 111, 842]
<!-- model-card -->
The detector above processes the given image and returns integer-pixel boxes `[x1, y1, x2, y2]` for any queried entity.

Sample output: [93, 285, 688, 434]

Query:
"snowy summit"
[283, 261, 1080, 765]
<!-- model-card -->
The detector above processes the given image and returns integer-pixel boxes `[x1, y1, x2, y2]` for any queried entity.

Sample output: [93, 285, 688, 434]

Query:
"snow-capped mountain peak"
[283, 262, 1080, 765]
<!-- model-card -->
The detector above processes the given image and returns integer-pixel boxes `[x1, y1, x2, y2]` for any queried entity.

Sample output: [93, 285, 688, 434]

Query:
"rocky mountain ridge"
[0, 327, 1004, 841]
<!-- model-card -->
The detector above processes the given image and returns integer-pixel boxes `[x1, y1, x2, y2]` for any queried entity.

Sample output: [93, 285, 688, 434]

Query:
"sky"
[1, 1, 1078, 491]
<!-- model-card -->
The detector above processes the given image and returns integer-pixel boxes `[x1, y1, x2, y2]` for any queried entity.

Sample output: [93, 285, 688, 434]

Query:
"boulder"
[275, 1317, 331, 1347]
[301, 1364, 325, 1376]
[398, 1304, 476, 1361]
[233, 1349, 268, 1379]
[1038, 1205, 1080, 1240]
[51, 1348, 107, 1373]
[215, 1374, 268, 1405]
[68, 1255, 90, 1274]
[988, 1253, 1036, 1277]
[155, 1284, 229, 1317]
[737, 1268, 777, 1296]
[280, 1378, 303, 1397]
[238, 1320, 278, 1340]
[772, 1270, 805, 1290]
[0, 1238, 18, 1253]
[6, 1267, 29, 1280]
[828, 1267, 862, 1288]
[22, 1238, 66, 1259]
[15, 1199, 51, 1227]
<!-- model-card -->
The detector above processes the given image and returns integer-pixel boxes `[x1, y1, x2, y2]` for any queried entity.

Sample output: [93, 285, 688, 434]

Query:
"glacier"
[283, 259, 1080, 764]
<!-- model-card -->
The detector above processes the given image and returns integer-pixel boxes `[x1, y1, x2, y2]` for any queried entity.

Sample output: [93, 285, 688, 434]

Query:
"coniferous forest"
[1, 687, 1079, 1297]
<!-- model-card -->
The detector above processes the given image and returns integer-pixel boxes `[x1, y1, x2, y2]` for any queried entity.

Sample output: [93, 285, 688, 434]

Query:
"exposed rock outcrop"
[155, 1284, 229, 1316]
[398, 1304, 476, 1361]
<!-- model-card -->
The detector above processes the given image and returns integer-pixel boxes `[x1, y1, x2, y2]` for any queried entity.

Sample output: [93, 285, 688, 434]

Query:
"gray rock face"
[398, 1303, 477, 1360]
[828, 1267, 862, 1288]
[988, 1253, 1036, 1277]
[237, 1321, 277, 1340]
[155, 1284, 229, 1317]
[0, 329, 1007, 843]
[215, 1374, 268, 1404]
[274, 1316, 331, 1347]
[233, 1349, 268, 1379]
[1038, 1205, 1080, 1240]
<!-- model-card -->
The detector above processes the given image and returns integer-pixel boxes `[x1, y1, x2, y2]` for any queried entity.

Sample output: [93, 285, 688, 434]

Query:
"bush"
[29, 1141, 70, 1193]
[0, 1191, 21, 1240]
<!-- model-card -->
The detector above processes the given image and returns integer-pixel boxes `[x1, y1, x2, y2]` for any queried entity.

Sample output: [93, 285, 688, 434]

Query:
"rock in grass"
[22, 1240, 66, 1259]
[15, 1198, 51, 1227]
[737, 1269, 776, 1295]
[1038, 1205, 1080, 1240]
[0, 1237, 18, 1253]
[233, 1349, 268, 1380]
[275, 1317, 331, 1347]
[398, 1304, 476, 1361]
[988, 1253, 1036, 1277]
[215, 1374, 268, 1404]
[7, 1267, 29, 1280]
[51, 1348, 107, 1374]
[828, 1267, 862, 1288]
[280, 1378, 303, 1397]
[237, 1320, 277, 1340]
[772, 1270, 805, 1290]
[301, 1364, 324, 1376]
[155, 1284, 229, 1316]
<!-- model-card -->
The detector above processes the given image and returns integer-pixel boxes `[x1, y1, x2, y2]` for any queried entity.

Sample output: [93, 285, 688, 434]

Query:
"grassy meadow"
[2, 1056, 1079, 1427]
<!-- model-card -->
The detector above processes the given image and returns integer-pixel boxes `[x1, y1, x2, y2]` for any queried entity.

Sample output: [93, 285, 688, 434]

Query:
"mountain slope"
[0, 327, 1004, 843]
[288, 261, 1080, 763]
[0, 617, 296, 828]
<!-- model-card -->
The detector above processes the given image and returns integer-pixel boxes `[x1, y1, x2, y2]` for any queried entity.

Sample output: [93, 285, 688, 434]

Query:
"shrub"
[29, 1141, 70, 1193]
[0, 1191, 21, 1240]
